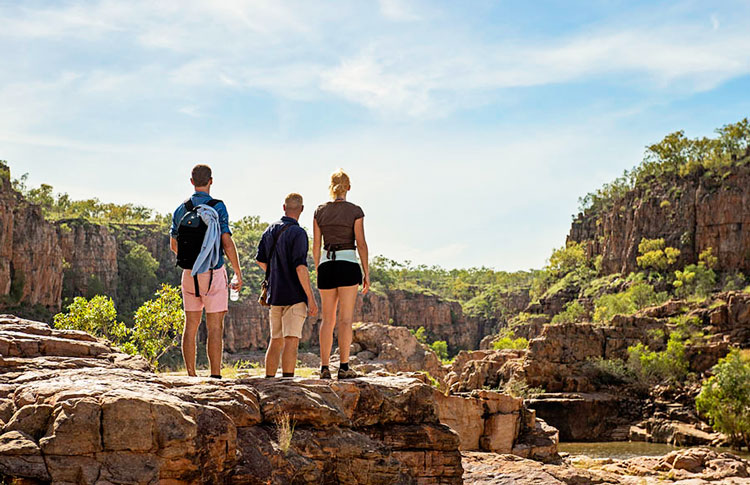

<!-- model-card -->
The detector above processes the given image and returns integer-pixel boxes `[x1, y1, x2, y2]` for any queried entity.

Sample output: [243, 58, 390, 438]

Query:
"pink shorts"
[181, 267, 229, 314]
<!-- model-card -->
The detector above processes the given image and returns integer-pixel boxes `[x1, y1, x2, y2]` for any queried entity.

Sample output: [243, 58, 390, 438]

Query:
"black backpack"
[175, 198, 222, 270]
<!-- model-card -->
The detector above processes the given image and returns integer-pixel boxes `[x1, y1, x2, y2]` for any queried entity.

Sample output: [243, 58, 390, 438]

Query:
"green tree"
[627, 333, 689, 385]
[674, 262, 717, 298]
[231, 216, 270, 298]
[410, 326, 428, 344]
[593, 279, 667, 323]
[53, 295, 129, 345]
[492, 336, 529, 350]
[429, 340, 449, 360]
[118, 241, 159, 318]
[130, 284, 185, 366]
[696, 349, 750, 450]
[636, 238, 680, 272]
[551, 301, 588, 324]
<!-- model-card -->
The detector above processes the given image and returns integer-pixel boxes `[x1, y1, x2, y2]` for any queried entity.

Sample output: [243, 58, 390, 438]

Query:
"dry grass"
[275, 412, 295, 454]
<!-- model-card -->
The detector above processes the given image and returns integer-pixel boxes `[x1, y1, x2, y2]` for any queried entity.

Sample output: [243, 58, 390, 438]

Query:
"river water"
[559, 442, 750, 460]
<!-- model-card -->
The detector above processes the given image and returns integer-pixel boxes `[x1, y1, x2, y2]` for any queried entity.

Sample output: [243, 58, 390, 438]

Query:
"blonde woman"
[313, 169, 370, 379]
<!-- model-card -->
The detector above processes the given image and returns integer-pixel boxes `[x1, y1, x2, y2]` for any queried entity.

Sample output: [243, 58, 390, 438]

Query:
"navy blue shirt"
[170, 191, 231, 270]
[256, 217, 309, 306]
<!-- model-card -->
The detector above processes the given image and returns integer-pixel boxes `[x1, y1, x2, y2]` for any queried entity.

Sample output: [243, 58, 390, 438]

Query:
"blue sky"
[2, 0, 749, 271]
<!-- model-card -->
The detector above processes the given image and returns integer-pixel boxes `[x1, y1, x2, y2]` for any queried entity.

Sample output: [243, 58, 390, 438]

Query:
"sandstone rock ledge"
[0, 315, 462, 484]
[462, 447, 750, 484]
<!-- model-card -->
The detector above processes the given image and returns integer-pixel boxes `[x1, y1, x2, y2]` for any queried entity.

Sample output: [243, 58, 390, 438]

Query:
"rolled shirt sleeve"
[216, 202, 232, 235]
[291, 230, 309, 268]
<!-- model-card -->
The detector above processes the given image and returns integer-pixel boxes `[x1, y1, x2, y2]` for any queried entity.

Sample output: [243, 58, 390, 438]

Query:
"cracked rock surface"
[0, 315, 463, 484]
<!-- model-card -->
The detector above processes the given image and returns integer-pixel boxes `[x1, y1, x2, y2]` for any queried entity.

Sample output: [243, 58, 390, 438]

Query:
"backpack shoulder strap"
[264, 223, 294, 280]
[183, 199, 195, 212]
[207, 199, 222, 208]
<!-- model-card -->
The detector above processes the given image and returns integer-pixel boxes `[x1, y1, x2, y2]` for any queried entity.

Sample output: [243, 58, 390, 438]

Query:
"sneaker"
[319, 367, 332, 379]
[337, 368, 358, 380]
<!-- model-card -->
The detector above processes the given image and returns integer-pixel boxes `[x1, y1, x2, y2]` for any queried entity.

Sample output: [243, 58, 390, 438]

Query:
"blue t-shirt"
[256, 216, 309, 306]
[170, 191, 231, 270]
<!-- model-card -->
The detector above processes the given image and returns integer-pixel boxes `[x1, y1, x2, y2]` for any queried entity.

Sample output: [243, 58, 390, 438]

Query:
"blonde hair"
[284, 193, 303, 210]
[329, 169, 351, 199]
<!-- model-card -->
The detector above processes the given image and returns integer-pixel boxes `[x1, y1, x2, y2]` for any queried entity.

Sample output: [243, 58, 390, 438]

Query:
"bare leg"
[281, 337, 299, 375]
[265, 337, 284, 377]
[205, 311, 225, 376]
[336, 285, 359, 364]
[319, 288, 339, 366]
[182, 311, 203, 377]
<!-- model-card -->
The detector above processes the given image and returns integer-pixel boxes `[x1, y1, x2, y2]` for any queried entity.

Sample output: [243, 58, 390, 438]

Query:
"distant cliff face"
[221, 289, 493, 353]
[569, 166, 750, 274]
[0, 169, 64, 310]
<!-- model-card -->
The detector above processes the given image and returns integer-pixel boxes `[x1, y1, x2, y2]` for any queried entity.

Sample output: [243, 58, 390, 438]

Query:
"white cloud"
[2, 1, 749, 120]
[379, 0, 421, 22]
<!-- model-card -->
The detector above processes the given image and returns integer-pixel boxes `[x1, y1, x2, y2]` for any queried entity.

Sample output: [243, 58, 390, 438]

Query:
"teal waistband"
[320, 248, 358, 265]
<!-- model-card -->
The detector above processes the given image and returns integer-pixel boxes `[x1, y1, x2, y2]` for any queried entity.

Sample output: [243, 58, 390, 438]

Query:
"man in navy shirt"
[256, 193, 318, 378]
[170, 164, 242, 378]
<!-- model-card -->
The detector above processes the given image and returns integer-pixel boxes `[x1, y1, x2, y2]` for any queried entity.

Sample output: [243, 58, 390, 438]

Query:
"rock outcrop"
[433, 390, 559, 463]
[445, 293, 750, 443]
[569, 164, 750, 275]
[0, 315, 464, 484]
[462, 447, 750, 484]
[349, 322, 446, 379]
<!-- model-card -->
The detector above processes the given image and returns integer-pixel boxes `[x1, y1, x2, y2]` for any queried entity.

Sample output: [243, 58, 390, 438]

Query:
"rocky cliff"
[0, 163, 176, 317]
[0, 167, 63, 311]
[0, 314, 464, 484]
[568, 163, 750, 274]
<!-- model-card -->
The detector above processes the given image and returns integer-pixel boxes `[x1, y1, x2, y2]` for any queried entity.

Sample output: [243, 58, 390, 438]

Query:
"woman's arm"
[312, 218, 322, 270]
[354, 217, 369, 294]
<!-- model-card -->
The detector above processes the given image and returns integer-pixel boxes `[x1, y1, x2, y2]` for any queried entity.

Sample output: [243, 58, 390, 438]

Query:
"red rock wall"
[0, 166, 64, 310]
[569, 167, 750, 274]
[221, 289, 487, 353]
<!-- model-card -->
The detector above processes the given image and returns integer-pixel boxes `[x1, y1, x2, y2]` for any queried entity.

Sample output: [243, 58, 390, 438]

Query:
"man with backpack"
[170, 164, 242, 378]
[256, 193, 318, 378]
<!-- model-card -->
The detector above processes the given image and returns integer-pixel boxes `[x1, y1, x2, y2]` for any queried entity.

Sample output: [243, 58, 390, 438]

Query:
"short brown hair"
[285, 193, 303, 210]
[191, 164, 212, 186]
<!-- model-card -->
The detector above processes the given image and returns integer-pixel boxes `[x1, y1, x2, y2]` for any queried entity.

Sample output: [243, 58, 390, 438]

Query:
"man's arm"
[170, 237, 178, 255]
[221, 233, 242, 290]
[296, 265, 318, 317]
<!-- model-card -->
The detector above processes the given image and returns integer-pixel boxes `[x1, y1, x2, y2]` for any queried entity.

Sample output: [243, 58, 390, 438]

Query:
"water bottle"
[230, 274, 240, 302]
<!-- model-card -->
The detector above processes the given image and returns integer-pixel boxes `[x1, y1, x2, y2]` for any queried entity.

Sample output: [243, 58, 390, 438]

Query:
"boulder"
[351, 322, 446, 379]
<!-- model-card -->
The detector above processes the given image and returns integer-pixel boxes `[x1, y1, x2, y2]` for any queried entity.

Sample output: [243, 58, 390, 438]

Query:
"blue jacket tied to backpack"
[192, 204, 221, 276]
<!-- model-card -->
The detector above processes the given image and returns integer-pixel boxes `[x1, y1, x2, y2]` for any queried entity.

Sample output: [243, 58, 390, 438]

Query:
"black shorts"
[317, 261, 363, 290]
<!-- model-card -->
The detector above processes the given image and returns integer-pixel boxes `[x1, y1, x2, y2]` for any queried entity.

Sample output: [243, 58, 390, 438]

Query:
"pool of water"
[558, 442, 750, 461]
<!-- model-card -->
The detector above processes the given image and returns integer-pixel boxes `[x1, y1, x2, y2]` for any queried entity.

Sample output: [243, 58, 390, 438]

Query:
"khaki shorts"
[269, 302, 307, 339]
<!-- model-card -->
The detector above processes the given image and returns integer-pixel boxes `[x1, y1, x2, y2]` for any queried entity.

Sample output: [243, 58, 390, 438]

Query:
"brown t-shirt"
[314, 201, 365, 250]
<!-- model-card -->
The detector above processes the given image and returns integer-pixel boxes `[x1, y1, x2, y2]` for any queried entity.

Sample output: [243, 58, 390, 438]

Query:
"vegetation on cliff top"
[577, 117, 750, 217]
[11, 172, 167, 224]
